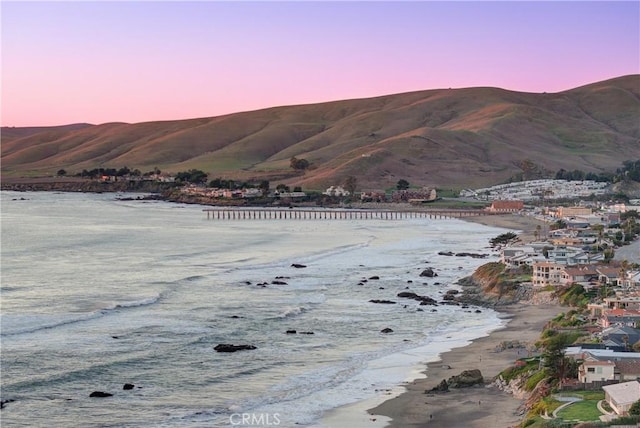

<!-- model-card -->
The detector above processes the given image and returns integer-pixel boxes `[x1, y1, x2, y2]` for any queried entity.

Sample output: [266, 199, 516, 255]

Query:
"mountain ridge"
[2, 75, 639, 190]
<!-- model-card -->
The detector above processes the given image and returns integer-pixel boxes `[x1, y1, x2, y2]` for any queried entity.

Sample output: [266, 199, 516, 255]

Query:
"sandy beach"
[366, 213, 563, 428]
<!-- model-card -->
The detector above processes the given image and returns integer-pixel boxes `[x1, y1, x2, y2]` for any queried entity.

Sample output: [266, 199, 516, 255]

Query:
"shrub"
[525, 370, 548, 391]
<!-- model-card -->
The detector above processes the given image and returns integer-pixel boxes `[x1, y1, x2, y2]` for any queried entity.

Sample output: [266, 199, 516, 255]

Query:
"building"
[558, 206, 593, 218]
[560, 265, 599, 287]
[603, 380, 640, 415]
[532, 262, 565, 287]
[323, 186, 350, 197]
[391, 187, 437, 203]
[578, 359, 616, 383]
[486, 200, 524, 213]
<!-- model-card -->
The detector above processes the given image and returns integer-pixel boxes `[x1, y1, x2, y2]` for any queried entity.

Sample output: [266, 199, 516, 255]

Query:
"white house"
[578, 359, 616, 383]
[603, 380, 640, 415]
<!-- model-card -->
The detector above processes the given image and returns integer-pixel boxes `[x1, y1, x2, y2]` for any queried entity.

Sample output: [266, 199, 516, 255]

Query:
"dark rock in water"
[454, 252, 488, 259]
[475, 309, 482, 313]
[286, 330, 297, 334]
[397, 291, 437, 305]
[89, 391, 113, 398]
[111, 336, 119, 339]
[407, 280, 413, 283]
[369, 299, 396, 304]
[420, 268, 437, 277]
[214, 344, 257, 353]
[380, 328, 394, 333]
[271, 280, 288, 285]
[428, 379, 449, 393]
[123, 384, 135, 390]
[369, 276, 380, 280]
[1, 399, 15, 409]
[244, 281, 252, 285]
[300, 331, 314, 335]
[275, 276, 290, 279]
[445, 289, 459, 295]
[291, 263, 307, 268]
[447, 369, 484, 388]
[438, 251, 454, 256]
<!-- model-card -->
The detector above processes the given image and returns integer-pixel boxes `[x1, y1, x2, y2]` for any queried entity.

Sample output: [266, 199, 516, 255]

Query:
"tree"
[344, 176, 357, 195]
[290, 157, 310, 171]
[175, 169, 208, 184]
[542, 332, 577, 381]
[258, 180, 270, 196]
[396, 179, 410, 190]
[630, 400, 640, 415]
[57, 169, 67, 176]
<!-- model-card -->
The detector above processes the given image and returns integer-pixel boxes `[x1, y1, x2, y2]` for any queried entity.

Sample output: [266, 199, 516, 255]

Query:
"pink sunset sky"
[2, 1, 638, 127]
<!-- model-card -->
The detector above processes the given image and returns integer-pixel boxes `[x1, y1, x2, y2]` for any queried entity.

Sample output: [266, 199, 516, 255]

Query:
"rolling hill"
[2, 75, 639, 190]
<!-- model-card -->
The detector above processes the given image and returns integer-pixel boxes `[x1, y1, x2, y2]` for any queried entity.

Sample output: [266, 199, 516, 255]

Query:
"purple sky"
[2, 1, 638, 127]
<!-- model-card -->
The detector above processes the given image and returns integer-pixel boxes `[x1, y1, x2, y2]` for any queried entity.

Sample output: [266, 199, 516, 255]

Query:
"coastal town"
[153, 175, 640, 426]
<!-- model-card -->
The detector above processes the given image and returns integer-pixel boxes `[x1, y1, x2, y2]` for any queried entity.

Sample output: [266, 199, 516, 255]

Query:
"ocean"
[1, 191, 511, 427]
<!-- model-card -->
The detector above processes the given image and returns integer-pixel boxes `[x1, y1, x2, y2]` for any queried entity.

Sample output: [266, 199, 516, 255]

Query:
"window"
[587, 367, 595, 373]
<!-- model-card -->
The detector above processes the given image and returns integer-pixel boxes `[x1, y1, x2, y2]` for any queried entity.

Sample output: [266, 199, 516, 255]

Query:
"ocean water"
[1, 191, 510, 427]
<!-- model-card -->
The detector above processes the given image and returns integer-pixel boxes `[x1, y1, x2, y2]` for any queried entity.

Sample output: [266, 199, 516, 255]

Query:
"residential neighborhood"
[493, 194, 640, 425]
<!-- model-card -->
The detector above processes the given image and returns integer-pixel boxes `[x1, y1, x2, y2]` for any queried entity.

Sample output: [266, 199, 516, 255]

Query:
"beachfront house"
[501, 246, 542, 268]
[532, 262, 564, 287]
[560, 265, 599, 287]
[578, 359, 616, 383]
[603, 380, 640, 416]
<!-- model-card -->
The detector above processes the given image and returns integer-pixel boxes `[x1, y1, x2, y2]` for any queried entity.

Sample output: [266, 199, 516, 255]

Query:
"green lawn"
[555, 392, 605, 422]
[556, 400, 602, 421]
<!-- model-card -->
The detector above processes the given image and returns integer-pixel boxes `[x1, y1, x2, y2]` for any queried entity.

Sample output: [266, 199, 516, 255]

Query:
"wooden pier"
[203, 208, 500, 220]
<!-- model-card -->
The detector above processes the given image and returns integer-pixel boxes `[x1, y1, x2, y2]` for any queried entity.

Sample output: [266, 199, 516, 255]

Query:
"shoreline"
[328, 213, 560, 428]
[365, 302, 561, 427]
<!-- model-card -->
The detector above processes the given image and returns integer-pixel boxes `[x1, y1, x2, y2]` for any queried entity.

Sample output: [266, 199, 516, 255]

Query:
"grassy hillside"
[2, 75, 639, 190]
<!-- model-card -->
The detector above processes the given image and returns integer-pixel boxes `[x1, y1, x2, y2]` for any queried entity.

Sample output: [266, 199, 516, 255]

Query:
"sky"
[1, 1, 639, 127]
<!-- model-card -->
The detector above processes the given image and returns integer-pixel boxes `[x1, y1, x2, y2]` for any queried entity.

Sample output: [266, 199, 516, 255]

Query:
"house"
[615, 360, 640, 382]
[501, 246, 538, 265]
[597, 267, 623, 286]
[360, 191, 386, 203]
[485, 200, 524, 213]
[558, 206, 593, 218]
[391, 187, 437, 203]
[603, 380, 640, 415]
[622, 271, 640, 289]
[604, 295, 640, 311]
[601, 325, 640, 349]
[578, 359, 616, 383]
[532, 261, 565, 287]
[602, 309, 640, 328]
[561, 265, 599, 286]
